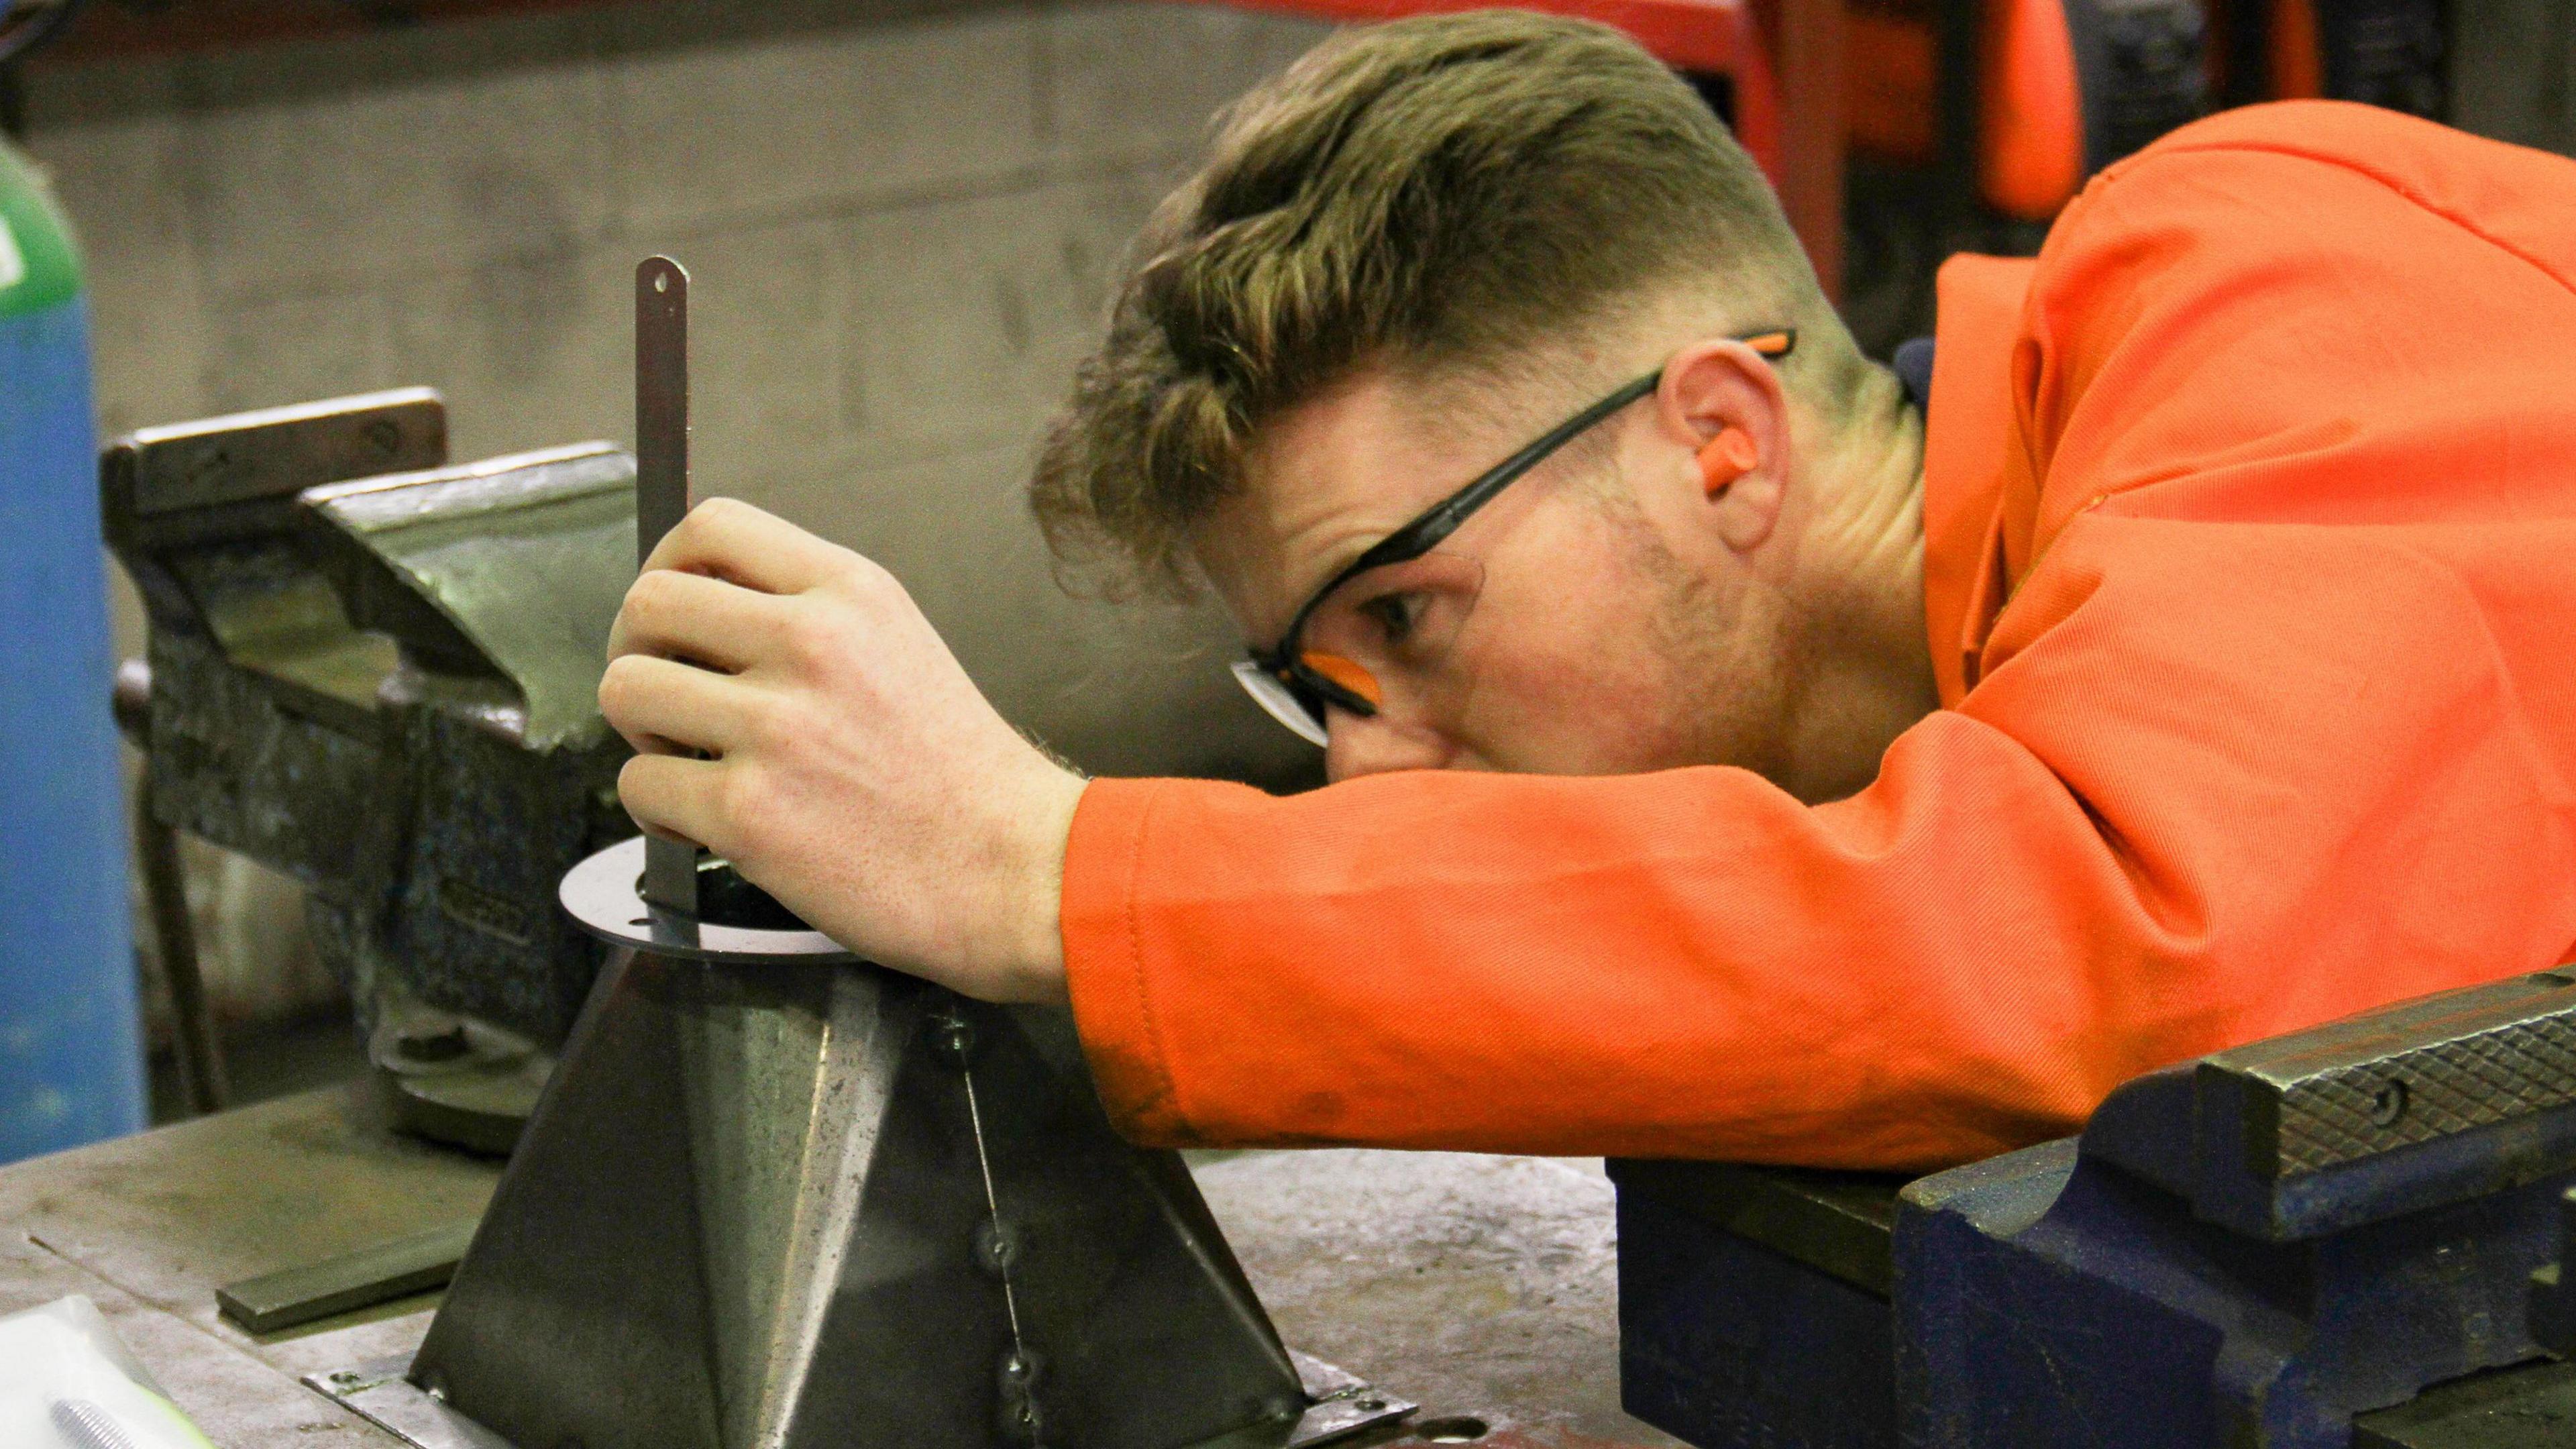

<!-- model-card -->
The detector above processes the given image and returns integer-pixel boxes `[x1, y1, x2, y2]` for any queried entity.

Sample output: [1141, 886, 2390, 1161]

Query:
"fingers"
[609, 567, 785, 670]
[599, 654, 767, 757]
[616, 752, 725, 852]
[643, 497, 855, 597]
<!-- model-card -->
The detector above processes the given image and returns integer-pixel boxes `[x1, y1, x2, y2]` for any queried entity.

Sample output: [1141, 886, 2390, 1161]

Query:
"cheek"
[1449, 543, 1706, 773]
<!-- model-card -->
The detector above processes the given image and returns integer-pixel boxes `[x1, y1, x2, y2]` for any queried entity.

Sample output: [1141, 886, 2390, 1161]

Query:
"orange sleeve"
[1062, 104, 2576, 1170]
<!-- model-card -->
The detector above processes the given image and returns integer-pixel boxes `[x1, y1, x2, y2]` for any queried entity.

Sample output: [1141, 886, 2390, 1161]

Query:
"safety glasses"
[1233, 329, 1796, 745]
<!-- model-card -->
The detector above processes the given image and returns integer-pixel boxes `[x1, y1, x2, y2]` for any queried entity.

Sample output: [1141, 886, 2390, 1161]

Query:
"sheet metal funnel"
[402, 841, 1350, 1449]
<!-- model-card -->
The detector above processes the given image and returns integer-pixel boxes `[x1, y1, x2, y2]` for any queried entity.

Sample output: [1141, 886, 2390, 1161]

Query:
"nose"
[1324, 708, 1453, 782]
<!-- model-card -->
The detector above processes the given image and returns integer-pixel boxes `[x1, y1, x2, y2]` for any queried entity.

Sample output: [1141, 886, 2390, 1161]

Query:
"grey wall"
[20, 0, 1331, 1024]
[2453, 0, 2576, 158]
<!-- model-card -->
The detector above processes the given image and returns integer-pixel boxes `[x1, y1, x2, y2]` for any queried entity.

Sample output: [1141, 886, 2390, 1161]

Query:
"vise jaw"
[101, 390, 639, 1146]
[1614, 967, 2576, 1448]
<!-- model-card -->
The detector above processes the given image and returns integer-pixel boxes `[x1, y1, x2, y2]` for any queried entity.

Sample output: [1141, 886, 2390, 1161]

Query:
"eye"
[1359, 591, 1422, 643]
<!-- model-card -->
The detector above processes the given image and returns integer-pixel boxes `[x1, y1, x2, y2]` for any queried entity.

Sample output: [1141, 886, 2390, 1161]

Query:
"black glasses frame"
[1245, 328, 1796, 728]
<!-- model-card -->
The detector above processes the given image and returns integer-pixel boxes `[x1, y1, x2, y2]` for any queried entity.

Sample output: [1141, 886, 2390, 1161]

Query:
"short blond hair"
[1030, 9, 1839, 596]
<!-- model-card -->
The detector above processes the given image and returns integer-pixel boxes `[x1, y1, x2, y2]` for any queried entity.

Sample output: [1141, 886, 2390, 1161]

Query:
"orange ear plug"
[1698, 427, 1759, 496]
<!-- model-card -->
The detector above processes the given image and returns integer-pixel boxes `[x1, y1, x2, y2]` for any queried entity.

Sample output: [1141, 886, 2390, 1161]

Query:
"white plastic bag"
[0, 1295, 215, 1449]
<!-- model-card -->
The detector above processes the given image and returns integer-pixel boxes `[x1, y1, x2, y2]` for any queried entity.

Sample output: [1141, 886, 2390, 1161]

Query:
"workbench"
[0, 1084, 1682, 1449]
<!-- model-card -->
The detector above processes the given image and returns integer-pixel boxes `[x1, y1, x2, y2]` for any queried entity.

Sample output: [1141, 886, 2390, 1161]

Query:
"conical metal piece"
[390, 947, 1355, 1448]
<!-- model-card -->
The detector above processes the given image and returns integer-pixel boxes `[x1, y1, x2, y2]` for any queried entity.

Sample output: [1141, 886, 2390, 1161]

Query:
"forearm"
[1060, 714, 2166, 1169]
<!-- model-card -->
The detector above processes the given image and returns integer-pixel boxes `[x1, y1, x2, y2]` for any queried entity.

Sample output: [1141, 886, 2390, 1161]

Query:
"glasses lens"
[1300, 551, 1486, 715]
[1230, 659, 1330, 747]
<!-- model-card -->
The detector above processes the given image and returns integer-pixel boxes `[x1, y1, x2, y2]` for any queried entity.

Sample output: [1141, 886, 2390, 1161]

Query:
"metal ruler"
[635, 255, 700, 918]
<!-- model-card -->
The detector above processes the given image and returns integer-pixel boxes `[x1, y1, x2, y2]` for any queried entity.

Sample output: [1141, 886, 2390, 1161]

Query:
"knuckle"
[743, 699, 796, 756]
[624, 569, 678, 625]
[780, 604, 850, 669]
[847, 555, 901, 604]
[597, 655, 645, 716]
[769, 698, 820, 753]
[697, 496, 755, 529]
[614, 754, 657, 808]
[714, 764, 771, 831]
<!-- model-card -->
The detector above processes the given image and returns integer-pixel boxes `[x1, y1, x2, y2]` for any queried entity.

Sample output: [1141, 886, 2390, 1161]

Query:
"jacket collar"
[1921, 254, 2039, 704]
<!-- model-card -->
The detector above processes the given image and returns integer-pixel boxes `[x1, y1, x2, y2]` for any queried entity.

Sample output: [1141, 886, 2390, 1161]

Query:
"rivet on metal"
[2371, 1078, 2411, 1128]
[976, 1217, 1022, 1276]
[930, 1013, 977, 1067]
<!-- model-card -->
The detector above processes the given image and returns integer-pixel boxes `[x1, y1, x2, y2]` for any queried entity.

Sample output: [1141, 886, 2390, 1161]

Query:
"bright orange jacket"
[1059, 102, 2576, 1171]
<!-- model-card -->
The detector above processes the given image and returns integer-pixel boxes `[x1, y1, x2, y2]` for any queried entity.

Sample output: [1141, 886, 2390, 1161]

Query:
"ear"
[1654, 335, 1793, 553]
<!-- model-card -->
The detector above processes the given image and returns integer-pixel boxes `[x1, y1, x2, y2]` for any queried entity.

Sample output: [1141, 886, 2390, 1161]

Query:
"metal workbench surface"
[0, 1083, 1682, 1448]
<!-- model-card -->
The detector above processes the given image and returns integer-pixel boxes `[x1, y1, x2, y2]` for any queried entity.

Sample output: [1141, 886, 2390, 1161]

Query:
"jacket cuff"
[1061, 776, 1193, 1144]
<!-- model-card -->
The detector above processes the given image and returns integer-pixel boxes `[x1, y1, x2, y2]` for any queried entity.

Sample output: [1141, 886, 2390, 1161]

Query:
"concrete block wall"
[19, 0, 1332, 1026]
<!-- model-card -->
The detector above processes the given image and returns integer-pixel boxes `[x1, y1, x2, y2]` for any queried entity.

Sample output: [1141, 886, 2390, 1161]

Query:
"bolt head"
[928, 1014, 976, 1066]
[2371, 1078, 2411, 1127]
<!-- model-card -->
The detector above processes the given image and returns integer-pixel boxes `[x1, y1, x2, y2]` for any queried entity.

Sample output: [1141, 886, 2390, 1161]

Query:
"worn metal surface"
[115, 387, 445, 520]
[0, 1081, 1667, 1449]
[103, 392, 639, 1068]
[302, 443, 636, 751]
[313, 1357, 512, 1449]
[2084, 967, 2576, 1240]
[0, 1086, 496, 1444]
[2352, 1358, 2576, 1448]
[2227, 969, 2576, 1176]
[1199, 1152, 1681, 1449]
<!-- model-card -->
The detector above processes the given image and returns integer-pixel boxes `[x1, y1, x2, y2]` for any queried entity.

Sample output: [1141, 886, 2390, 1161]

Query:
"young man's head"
[1032, 11, 1937, 799]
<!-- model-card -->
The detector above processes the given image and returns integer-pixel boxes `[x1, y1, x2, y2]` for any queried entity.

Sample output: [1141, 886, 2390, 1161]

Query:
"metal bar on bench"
[218, 1220, 477, 1334]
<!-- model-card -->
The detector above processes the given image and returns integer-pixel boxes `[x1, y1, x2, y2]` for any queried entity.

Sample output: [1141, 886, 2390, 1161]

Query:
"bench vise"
[1614, 968, 2576, 1447]
[101, 390, 639, 1148]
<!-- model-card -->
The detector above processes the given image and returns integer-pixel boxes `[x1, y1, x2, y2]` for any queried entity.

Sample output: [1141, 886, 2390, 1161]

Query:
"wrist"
[997, 769, 1087, 1005]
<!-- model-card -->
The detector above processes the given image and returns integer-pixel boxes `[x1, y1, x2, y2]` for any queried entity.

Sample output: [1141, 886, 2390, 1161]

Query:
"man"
[598, 13, 2576, 1171]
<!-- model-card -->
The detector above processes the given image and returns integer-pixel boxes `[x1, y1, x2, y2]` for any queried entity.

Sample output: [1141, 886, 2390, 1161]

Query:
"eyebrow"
[1260, 527, 1396, 649]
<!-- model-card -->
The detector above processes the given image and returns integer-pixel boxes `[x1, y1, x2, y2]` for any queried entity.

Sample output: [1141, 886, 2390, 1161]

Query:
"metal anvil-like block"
[102, 391, 641, 1142]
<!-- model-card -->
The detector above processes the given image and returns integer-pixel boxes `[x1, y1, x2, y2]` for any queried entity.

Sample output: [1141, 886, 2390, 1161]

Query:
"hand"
[600, 498, 1085, 1004]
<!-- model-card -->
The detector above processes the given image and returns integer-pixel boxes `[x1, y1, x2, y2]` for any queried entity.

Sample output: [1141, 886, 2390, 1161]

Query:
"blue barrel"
[0, 138, 144, 1159]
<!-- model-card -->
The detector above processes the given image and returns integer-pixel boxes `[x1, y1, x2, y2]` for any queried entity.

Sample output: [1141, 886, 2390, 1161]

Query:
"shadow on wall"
[30, 0, 1334, 1026]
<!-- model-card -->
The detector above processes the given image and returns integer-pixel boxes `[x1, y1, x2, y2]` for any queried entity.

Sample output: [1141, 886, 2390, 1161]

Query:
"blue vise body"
[1613, 968, 2576, 1448]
